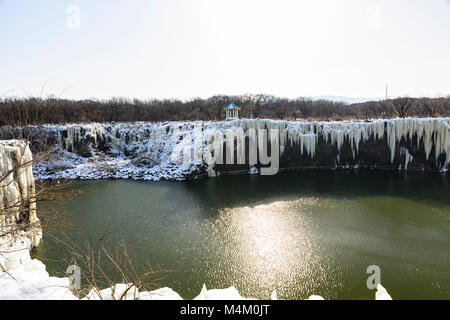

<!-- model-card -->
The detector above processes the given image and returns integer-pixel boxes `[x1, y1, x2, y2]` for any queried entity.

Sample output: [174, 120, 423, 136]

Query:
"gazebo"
[224, 102, 241, 120]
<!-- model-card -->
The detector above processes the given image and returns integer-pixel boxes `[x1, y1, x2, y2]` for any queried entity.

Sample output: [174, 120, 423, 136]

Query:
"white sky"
[1, 0, 450, 100]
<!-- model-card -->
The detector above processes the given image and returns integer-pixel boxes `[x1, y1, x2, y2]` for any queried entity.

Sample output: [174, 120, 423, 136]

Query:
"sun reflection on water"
[212, 198, 323, 298]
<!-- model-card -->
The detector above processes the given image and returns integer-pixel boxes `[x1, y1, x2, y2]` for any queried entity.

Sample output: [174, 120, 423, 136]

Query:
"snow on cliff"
[0, 140, 42, 248]
[2, 118, 448, 181]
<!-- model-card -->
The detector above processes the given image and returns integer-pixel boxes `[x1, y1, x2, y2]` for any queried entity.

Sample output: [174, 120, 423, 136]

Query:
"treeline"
[1, 94, 449, 126]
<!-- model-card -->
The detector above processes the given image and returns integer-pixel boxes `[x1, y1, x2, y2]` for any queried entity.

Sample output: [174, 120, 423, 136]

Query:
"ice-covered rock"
[0, 250, 184, 300]
[84, 283, 140, 300]
[307, 295, 325, 300]
[0, 246, 77, 300]
[2, 118, 449, 181]
[137, 287, 183, 300]
[271, 289, 278, 300]
[375, 284, 393, 300]
[0, 140, 42, 251]
[84, 283, 183, 300]
[249, 166, 259, 175]
[194, 284, 256, 300]
[0, 140, 66, 300]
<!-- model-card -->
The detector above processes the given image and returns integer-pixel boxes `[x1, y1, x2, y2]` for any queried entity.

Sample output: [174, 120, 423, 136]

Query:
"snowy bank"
[0, 247, 392, 300]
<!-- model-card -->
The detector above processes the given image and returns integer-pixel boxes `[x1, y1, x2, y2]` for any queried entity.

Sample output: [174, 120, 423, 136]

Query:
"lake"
[33, 171, 450, 299]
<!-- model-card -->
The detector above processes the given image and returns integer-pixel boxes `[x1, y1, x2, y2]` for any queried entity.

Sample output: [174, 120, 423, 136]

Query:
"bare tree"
[391, 98, 413, 118]
[2, 94, 450, 125]
[421, 98, 444, 118]
[207, 95, 229, 120]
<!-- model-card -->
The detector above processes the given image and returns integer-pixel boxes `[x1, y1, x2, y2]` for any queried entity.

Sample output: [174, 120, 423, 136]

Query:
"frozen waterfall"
[1, 118, 449, 180]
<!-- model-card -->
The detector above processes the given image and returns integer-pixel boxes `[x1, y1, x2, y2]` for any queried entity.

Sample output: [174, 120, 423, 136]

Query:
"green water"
[33, 171, 450, 300]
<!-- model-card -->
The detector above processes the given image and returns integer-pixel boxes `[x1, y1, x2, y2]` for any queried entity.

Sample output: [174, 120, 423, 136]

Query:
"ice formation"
[375, 284, 393, 300]
[0, 245, 78, 300]
[1, 118, 448, 180]
[0, 242, 183, 300]
[83, 283, 183, 300]
[194, 284, 254, 300]
[307, 295, 326, 300]
[0, 140, 42, 252]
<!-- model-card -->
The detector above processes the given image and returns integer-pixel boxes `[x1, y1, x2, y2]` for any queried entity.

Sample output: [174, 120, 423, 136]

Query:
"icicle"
[5, 118, 450, 176]
[400, 147, 413, 170]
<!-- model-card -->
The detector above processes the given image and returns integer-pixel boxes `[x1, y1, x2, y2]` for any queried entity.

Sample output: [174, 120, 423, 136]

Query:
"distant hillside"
[311, 96, 382, 105]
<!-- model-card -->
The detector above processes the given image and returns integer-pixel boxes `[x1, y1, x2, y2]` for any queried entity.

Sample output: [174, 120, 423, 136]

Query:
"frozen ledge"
[0, 140, 42, 249]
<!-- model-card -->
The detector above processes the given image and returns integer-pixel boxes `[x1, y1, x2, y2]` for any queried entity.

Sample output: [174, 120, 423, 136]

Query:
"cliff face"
[0, 140, 42, 254]
[1, 118, 449, 181]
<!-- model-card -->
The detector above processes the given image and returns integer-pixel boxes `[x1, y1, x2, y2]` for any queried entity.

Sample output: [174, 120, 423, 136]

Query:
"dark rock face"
[277, 134, 430, 170]
[213, 119, 450, 174]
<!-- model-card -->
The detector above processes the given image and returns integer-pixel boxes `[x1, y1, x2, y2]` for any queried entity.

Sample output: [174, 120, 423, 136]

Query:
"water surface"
[34, 171, 450, 299]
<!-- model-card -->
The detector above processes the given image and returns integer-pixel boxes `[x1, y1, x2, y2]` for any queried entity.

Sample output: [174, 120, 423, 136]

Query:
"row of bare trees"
[1, 95, 449, 126]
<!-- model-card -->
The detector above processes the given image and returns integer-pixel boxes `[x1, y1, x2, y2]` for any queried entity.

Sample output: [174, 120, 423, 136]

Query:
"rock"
[131, 154, 159, 168]
[194, 284, 256, 300]
[0, 140, 42, 249]
[376, 284, 393, 300]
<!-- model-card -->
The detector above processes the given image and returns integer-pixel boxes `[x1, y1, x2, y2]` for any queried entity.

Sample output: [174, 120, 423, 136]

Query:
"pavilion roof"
[224, 102, 241, 110]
